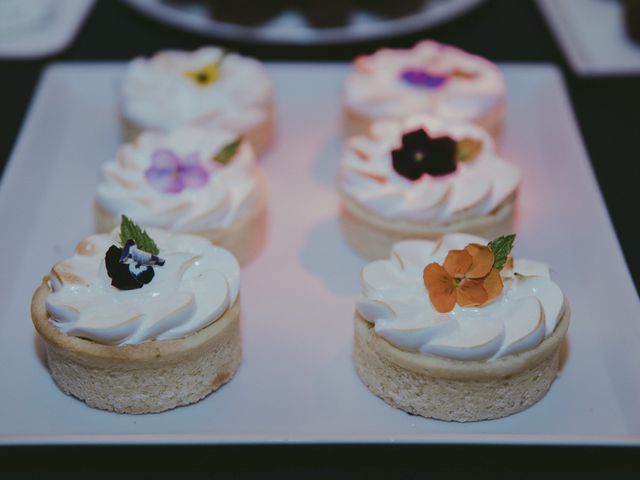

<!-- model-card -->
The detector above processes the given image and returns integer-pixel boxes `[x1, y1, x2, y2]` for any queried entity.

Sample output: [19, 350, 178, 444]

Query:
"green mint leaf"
[488, 234, 515, 271]
[119, 215, 159, 255]
[213, 137, 242, 165]
[456, 138, 483, 162]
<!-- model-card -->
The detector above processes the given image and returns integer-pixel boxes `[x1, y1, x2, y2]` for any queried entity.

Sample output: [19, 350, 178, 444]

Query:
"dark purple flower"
[120, 240, 165, 266]
[145, 149, 209, 194]
[392, 129, 457, 181]
[105, 240, 165, 291]
[400, 69, 448, 89]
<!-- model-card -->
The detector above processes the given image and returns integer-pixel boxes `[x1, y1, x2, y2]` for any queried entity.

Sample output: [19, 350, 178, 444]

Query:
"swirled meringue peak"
[96, 127, 259, 232]
[121, 47, 273, 134]
[356, 234, 565, 361]
[46, 229, 240, 346]
[338, 115, 521, 223]
[344, 40, 505, 123]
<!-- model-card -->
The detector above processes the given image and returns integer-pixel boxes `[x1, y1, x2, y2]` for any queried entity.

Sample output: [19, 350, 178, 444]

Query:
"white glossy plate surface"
[0, 62, 638, 445]
[122, 0, 484, 45]
[537, 0, 640, 75]
[0, 0, 95, 59]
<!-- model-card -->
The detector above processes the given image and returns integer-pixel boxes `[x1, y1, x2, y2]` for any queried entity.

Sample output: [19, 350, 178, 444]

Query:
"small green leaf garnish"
[488, 234, 515, 271]
[456, 138, 483, 162]
[119, 215, 159, 255]
[213, 137, 242, 165]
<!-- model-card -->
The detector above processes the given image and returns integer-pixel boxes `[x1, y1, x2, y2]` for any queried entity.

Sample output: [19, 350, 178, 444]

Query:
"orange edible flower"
[423, 243, 503, 313]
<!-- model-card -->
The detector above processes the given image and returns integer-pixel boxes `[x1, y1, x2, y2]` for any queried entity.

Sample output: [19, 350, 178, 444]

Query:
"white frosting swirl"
[96, 127, 260, 232]
[339, 115, 521, 223]
[357, 234, 565, 361]
[344, 40, 505, 123]
[45, 230, 240, 346]
[121, 47, 273, 134]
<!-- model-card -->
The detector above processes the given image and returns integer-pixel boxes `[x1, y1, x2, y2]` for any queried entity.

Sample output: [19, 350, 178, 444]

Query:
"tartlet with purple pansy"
[95, 127, 267, 265]
[343, 40, 506, 137]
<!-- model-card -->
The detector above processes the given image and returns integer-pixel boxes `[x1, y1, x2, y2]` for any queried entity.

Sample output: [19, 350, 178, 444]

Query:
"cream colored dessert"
[31, 225, 241, 414]
[95, 127, 267, 265]
[353, 234, 570, 422]
[343, 40, 506, 137]
[338, 115, 521, 260]
[120, 46, 274, 155]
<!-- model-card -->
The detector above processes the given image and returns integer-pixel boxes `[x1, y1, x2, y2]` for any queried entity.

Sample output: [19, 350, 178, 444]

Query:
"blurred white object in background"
[0, 0, 95, 59]
[538, 0, 640, 75]
[0, 0, 53, 36]
[122, 0, 485, 45]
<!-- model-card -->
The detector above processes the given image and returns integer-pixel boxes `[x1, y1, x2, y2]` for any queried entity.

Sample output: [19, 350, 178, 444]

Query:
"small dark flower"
[120, 240, 165, 266]
[105, 240, 164, 291]
[392, 129, 457, 180]
[400, 69, 449, 89]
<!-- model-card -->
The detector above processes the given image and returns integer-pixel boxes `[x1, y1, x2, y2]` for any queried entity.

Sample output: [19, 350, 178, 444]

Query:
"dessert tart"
[120, 46, 274, 155]
[343, 40, 506, 137]
[353, 233, 570, 422]
[338, 115, 521, 260]
[31, 219, 241, 414]
[95, 127, 267, 265]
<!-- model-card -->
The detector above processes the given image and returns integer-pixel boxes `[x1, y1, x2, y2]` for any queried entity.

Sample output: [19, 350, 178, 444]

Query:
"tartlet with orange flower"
[353, 233, 569, 422]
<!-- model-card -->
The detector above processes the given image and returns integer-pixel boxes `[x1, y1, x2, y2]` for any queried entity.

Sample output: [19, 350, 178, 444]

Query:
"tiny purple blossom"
[145, 149, 209, 194]
[400, 69, 448, 89]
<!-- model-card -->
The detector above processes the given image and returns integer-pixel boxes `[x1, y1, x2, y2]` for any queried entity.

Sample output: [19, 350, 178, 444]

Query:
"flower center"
[414, 151, 425, 162]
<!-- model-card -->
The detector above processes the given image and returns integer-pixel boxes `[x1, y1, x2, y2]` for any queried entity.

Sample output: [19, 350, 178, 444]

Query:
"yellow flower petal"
[183, 62, 220, 87]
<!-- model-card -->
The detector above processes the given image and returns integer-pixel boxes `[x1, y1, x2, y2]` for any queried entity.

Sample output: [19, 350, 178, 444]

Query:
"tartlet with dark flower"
[31, 219, 242, 414]
[338, 115, 521, 260]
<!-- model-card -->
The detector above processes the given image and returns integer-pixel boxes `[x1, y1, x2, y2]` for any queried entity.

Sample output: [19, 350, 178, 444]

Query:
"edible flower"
[400, 69, 448, 89]
[183, 50, 229, 87]
[119, 239, 165, 266]
[106, 240, 165, 291]
[392, 129, 457, 180]
[400, 66, 478, 89]
[145, 149, 209, 194]
[105, 216, 165, 291]
[183, 62, 220, 87]
[423, 235, 515, 313]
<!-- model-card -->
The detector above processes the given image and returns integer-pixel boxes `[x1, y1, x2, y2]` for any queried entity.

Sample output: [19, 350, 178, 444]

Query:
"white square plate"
[537, 0, 640, 76]
[0, 63, 638, 445]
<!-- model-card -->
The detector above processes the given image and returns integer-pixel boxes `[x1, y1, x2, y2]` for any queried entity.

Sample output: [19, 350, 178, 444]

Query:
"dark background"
[1, 0, 638, 474]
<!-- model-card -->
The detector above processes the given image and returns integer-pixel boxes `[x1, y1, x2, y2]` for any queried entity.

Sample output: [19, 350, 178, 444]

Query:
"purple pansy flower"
[144, 149, 209, 194]
[400, 69, 448, 89]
